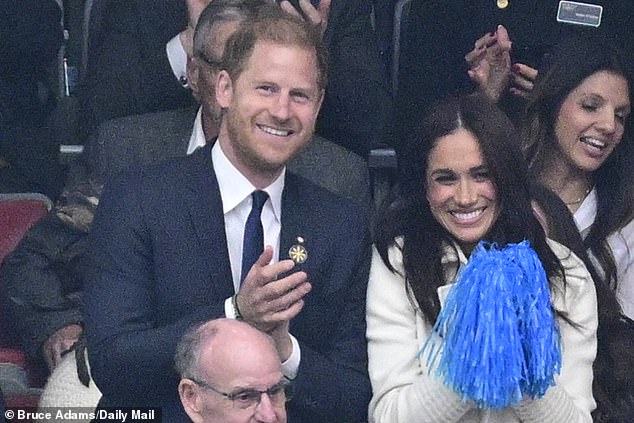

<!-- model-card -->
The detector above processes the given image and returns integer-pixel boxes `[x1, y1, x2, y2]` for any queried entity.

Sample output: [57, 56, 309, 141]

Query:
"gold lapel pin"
[288, 236, 308, 264]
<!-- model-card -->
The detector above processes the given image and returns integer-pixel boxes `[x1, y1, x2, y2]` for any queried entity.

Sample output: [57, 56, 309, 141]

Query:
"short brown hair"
[221, 8, 328, 90]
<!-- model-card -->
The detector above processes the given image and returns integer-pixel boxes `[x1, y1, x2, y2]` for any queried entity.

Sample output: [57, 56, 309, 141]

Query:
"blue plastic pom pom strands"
[419, 240, 561, 409]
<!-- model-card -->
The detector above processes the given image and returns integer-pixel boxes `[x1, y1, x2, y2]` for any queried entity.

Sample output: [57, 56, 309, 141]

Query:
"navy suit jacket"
[85, 144, 372, 422]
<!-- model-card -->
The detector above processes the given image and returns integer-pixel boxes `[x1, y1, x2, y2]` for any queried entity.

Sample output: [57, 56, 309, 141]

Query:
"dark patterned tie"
[240, 190, 269, 283]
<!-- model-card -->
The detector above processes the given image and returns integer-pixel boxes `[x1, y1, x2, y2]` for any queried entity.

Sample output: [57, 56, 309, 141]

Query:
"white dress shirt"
[212, 141, 301, 378]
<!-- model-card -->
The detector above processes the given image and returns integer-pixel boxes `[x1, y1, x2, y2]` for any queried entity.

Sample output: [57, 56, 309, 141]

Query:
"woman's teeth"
[451, 209, 484, 220]
[580, 136, 606, 149]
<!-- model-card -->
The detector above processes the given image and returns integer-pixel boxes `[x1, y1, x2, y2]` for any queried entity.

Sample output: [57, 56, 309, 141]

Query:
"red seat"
[0, 194, 52, 263]
[0, 193, 53, 406]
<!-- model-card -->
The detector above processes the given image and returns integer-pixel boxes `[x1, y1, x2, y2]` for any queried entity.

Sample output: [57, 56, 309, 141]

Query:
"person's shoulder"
[615, 215, 634, 239]
[546, 238, 595, 297]
[547, 238, 589, 276]
[285, 171, 369, 232]
[102, 145, 212, 198]
[140, 144, 210, 175]
[286, 171, 363, 210]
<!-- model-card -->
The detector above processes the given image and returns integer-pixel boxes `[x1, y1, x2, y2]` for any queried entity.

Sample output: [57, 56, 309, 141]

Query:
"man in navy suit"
[85, 8, 371, 423]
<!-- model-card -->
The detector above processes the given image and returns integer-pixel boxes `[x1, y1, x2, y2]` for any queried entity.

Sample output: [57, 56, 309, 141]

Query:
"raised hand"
[279, 0, 332, 38]
[236, 246, 312, 350]
[509, 62, 538, 99]
[465, 25, 512, 101]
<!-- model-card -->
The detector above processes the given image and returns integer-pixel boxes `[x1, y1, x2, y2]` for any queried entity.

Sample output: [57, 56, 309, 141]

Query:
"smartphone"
[512, 43, 553, 69]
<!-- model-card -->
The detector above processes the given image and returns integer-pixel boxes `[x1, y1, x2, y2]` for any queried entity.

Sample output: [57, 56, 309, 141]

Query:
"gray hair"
[174, 320, 221, 379]
[193, 0, 271, 60]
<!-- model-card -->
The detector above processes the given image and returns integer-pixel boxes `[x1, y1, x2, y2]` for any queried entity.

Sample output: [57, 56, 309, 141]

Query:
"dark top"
[395, 0, 634, 149]
[79, 0, 193, 141]
[80, 0, 392, 157]
[0, 0, 62, 126]
[0, 0, 65, 199]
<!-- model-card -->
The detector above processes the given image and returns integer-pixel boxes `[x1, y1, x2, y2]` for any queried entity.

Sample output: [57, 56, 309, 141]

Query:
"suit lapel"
[280, 173, 325, 284]
[280, 173, 306, 264]
[183, 145, 234, 299]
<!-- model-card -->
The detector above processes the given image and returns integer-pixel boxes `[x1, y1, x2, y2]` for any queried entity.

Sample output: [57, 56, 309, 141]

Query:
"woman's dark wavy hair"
[374, 94, 561, 322]
[522, 34, 634, 291]
[529, 183, 634, 421]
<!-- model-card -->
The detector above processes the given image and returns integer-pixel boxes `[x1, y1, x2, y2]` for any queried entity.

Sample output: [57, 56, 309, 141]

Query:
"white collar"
[573, 188, 597, 236]
[186, 108, 206, 155]
[211, 140, 284, 220]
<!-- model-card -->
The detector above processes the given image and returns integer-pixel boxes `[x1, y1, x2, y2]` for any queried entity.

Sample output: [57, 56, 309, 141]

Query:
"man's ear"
[187, 57, 201, 102]
[215, 70, 234, 109]
[178, 379, 205, 423]
[315, 89, 325, 117]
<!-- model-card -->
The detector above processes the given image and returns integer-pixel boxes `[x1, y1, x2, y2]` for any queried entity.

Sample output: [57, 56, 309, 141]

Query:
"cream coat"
[367, 239, 597, 423]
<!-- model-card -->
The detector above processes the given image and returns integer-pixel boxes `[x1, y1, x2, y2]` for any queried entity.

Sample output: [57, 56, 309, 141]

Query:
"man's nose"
[254, 393, 280, 423]
[270, 94, 291, 121]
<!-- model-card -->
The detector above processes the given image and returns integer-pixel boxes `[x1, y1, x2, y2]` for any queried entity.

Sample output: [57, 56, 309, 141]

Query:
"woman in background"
[522, 36, 634, 320]
[467, 33, 634, 422]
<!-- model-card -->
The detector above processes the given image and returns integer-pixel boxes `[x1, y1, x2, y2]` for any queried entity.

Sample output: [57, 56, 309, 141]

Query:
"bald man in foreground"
[175, 319, 288, 423]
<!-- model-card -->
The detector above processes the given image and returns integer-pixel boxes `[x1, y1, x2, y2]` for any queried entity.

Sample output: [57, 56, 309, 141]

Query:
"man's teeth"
[580, 136, 606, 149]
[451, 209, 483, 220]
[259, 125, 291, 136]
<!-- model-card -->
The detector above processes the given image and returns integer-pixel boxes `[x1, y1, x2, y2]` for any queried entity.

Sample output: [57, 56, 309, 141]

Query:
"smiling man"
[85, 9, 371, 423]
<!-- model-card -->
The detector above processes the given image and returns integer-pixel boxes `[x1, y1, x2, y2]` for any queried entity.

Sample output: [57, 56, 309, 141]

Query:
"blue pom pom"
[420, 241, 561, 408]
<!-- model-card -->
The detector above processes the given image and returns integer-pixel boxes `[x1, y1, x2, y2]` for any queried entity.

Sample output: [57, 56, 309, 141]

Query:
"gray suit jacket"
[86, 108, 372, 208]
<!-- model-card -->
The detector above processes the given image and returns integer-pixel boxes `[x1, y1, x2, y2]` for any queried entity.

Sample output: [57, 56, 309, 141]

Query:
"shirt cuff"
[225, 296, 300, 379]
[224, 296, 238, 319]
[166, 34, 188, 87]
[281, 334, 300, 380]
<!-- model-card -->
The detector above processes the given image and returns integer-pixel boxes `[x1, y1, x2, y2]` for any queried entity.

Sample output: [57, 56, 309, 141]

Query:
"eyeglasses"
[197, 51, 222, 69]
[188, 377, 290, 409]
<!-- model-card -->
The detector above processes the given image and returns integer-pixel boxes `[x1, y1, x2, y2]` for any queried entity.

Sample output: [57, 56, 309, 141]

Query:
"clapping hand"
[465, 25, 512, 101]
[465, 25, 538, 101]
[236, 246, 312, 360]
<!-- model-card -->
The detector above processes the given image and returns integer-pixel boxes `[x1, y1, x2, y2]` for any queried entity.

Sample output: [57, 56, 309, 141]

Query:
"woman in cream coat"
[367, 94, 597, 422]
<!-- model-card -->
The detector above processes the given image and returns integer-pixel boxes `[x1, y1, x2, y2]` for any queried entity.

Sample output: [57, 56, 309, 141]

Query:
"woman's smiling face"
[426, 128, 499, 251]
[554, 70, 630, 174]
